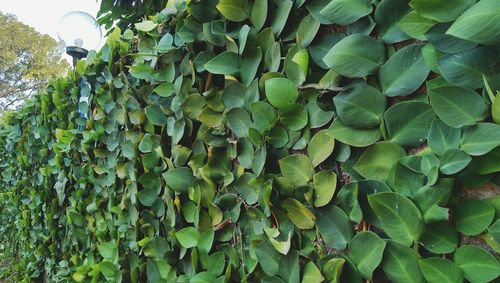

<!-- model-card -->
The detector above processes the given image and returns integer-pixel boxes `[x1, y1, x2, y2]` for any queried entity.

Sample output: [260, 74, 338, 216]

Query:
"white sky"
[0, 0, 102, 62]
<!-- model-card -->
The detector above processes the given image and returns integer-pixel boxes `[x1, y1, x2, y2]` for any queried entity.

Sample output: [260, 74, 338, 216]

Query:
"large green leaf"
[381, 241, 425, 283]
[278, 104, 308, 131]
[454, 245, 500, 283]
[204, 52, 242, 75]
[319, 0, 372, 25]
[175, 227, 200, 248]
[384, 101, 435, 147]
[347, 231, 386, 280]
[308, 130, 335, 167]
[216, 0, 249, 22]
[455, 198, 495, 236]
[418, 258, 464, 283]
[316, 205, 353, 250]
[312, 170, 337, 207]
[379, 45, 429, 97]
[163, 167, 195, 193]
[279, 154, 314, 187]
[446, 0, 500, 45]
[427, 119, 461, 155]
[333, 85, 386, 128]
[328, 119, 381, 147]
[265, 78, 299, 108]
[439, 149, 471, 175]
[437, 47, 497, 89]
[429, 86, 486, 128]
[145, 105, 169, 126]
[409, 0, 475, 22]
[420, 221, 458, 254]
[368, 192, 424, 246]
[397, 11, 436, 40]
[281, 198, 316, 229]
[301, 261, 325, 283]
[250, 101, 277, 132]
[225, 107, 252, 138]
[460, 123, 500, 156]
[323, 34, 385, 78]
[374, 0, 411, 43]
[353, 142, 406, 182]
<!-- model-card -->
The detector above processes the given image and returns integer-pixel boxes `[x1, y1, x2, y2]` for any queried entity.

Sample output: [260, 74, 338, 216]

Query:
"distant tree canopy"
[0, 12, 68, 111]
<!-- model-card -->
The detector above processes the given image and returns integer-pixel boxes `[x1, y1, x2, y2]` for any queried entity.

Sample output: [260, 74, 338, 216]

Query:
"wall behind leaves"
[1, 0, 500, 282]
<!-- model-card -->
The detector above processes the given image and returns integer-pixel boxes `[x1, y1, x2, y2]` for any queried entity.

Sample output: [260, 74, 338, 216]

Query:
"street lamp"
[57, 11, 102, 66]
[57, 11, 102, 129]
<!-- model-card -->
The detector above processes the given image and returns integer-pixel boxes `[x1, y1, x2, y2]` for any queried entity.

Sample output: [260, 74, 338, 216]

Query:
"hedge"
[1, 0, 500, 282]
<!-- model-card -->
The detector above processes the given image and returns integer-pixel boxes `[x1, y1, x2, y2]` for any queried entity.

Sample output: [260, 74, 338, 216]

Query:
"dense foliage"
[0, 12, 68, 111]
[2, 0, 500, 282]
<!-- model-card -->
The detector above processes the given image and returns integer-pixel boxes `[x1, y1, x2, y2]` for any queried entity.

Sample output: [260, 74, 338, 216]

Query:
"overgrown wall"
[1, 0, 500, 282]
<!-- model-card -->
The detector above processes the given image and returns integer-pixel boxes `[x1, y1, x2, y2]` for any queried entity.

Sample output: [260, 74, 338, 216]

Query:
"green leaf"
[256, 240, 280, 276]
[460, 123, 500, 156]
[469, 146, 500, 174]
[439, 149, 471, 175]
[427, 119, 461, 155]
[308, 130, 335, 167]
[438, 47, 496, 89]
[429, 86, 486, 128]
[420, 221, 458, 254]
[322, 258, 345, 282]
[328, 119, 381, 147]
[154, 82, 175, 97]
[301, 261, 325, 283]
[323, 34, 385, 78]
[279, 154, 314, 187]
[347, 231, 386, 280]
[278, 104, 308, 131]
[409, 0, 475, 22]
[163, 167, 195, 193]
[268, 127, 289, 148]
[271, 0, 293, 36]
[454, 245, 500, 283]
[353, 142, 406, 182]
[313, 170, 337, 207]
[296, 14, 320, 48]
[374, 0, 411, 43]
[319, 0, 373, 25]
[333, 85, 386, 128]
[216, 0, 249, 22]
[316, 205, 353, 250]
[381, 241, 425, 283]
[145, 105, 168, 126]
[281, 198, 316, 229]
[264, 78, 299, 108]
[204, 52, 242, 75]
[455, 198, 495, 236]
[493, 95, 500, 125]
[397, 11, 436, 40]
[446, 0, 500, 45]
[384, 101, 435, 147]
[251, 0, 267, 30]
[418, 258, 464, 283]
[175, 227, 200, 248]
[379, 45, 429, 97]
[135, 20, 158, 32]
[425, 23, 477, 54]
[225, 107, 252, 138]
[368, 192, 424, 246]
[250, 101, 277, 131]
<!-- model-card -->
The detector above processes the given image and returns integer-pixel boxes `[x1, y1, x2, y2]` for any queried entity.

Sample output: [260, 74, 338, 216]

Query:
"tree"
[0, 12, 68, 111]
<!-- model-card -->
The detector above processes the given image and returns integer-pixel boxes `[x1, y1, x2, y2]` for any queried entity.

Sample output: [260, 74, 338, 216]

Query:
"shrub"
[1, 0, 500, 282]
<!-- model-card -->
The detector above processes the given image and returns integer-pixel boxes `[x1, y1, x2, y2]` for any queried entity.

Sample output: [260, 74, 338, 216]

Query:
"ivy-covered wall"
[1, 0, 500, 282]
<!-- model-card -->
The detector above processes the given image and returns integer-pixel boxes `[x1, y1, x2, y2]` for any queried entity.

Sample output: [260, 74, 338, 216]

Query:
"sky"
[0, 0, 102, 61]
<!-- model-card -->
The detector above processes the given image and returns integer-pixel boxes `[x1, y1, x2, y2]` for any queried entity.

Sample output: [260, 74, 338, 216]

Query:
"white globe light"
[57, 11, 102, 58]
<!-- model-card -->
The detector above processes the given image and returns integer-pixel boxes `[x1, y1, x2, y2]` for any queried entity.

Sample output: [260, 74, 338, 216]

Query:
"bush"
[1, 0, 500, 282]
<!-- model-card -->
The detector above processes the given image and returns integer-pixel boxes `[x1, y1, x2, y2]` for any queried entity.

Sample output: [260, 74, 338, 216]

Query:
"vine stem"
[297, 83, 345, 92]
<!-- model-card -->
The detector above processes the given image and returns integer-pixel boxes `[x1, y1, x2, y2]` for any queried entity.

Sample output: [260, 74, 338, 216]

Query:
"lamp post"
[57, 11, 102, 129]
[57, 11, 102, 67]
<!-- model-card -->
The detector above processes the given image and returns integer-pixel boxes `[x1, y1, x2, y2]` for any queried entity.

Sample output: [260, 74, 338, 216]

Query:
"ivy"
[1, 0, 500, 282]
